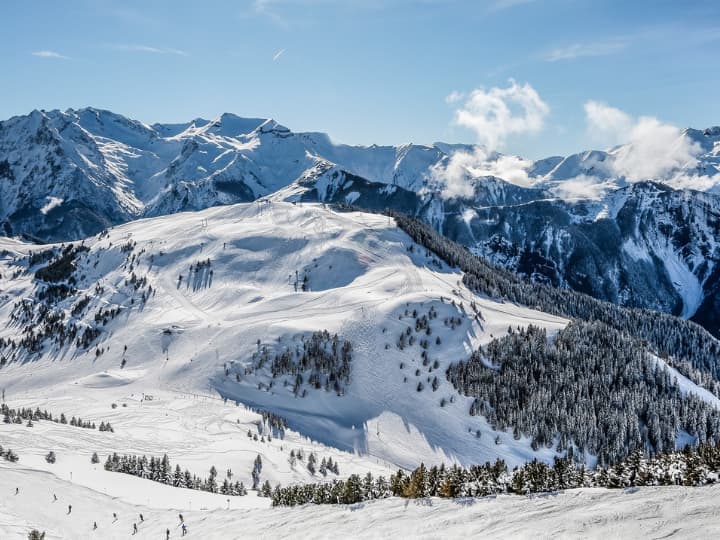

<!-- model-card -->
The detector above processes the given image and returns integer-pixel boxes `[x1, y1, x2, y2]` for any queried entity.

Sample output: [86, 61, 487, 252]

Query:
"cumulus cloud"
[584, 100, 701, 181]
[453, 80, 549, 149]
[665, 172, 720, 192]
[432, 80, 549, 199]
[613, 118, 700, 181]
[482, 154, 536, 186]
[546, 100, 711, 200]
[32, 50, 69, 59]
[431, 148, 485, 199]
[584, 101, 633, 145]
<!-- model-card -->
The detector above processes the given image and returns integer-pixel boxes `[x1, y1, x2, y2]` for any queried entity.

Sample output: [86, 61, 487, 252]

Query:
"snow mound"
[74, 370, 147, 388]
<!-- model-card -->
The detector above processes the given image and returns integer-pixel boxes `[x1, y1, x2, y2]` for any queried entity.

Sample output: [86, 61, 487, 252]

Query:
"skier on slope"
[139, 513, 144, 522]
[181, 522, 188, 536]
[133, 522, 138, 534]
[93, 522, 97, 530]
[166, 528, 171, 539]
[68, 504, 72, 514]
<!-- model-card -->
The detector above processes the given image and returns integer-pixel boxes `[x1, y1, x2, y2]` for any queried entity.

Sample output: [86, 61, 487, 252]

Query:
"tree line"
[272, 442, 720, 506]
[104, 453, 248, 496]
[1, 403, 113, 432]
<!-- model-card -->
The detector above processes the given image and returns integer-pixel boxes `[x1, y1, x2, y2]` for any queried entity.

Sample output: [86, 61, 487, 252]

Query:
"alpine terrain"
[1, 112, 720, 539]
[1, 109, 719, 336]
[1, 197, 720, 537]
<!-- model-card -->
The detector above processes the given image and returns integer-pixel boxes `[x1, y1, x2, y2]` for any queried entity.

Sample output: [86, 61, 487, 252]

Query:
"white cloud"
[613, 118, 700, 181]
[584, 100, 633, 144]
[550, 175, 618, 200]
[431, 148, 486, 199]
[453, 80, 549, 149]
[485, 154, 536, 186]
[543, 40, 627, 62]
[431, 143, 539, 199]
[40, 197, 64, 215]
[444, 90, 464, 104]
[663, 172, 720, 192]
[272, 48, 286, 61]
[432, 80, 549, 199]
[584, 100, 701, 181]
[112, 44, 187, 56]
[31, 50, 69, 60]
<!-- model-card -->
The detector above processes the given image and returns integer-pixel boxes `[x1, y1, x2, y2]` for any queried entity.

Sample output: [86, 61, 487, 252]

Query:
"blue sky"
[2, 0, 719, 158]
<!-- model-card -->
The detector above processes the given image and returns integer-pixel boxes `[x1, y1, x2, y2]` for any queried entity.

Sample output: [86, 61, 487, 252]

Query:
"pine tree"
[403, 463, 427, 498]
[252, 455, 262, 489]
[341, 474, 363, 504]
[261, 480, 272, 497]
[307, 453, 317, 475]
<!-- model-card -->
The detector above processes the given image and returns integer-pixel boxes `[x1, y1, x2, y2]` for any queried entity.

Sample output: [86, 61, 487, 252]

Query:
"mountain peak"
[255, 117, 291, 135]
[205, 113, 269, 137]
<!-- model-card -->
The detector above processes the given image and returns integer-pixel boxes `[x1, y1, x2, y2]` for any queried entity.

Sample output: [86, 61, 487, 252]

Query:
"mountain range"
[1, 107, 719, 336]
[2, 157, 720, 534]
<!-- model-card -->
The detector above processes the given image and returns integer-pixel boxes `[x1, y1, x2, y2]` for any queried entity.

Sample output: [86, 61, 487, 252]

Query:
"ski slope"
[0, 202, 568, 471]
[1, 202, 718, 539]
[0, 201, 572, 537]
[1, 463, 719, 539]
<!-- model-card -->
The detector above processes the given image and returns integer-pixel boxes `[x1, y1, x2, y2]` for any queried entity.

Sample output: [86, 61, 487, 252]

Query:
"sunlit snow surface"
[2, 464, 720, 539]
[0, 202, 715, 538]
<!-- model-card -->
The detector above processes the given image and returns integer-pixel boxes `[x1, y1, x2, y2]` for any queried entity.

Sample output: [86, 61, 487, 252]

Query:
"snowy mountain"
[1, 107, 720, 333]
[2, 201, 720, 460]
[2, 202, 720, 538]
[0, 108, 453, 240]
[0, 202, 571, 470]
[448, 182, 720, 336]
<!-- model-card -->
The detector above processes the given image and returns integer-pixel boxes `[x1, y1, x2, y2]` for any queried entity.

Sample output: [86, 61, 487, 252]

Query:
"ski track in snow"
[1, 464, 720, 539]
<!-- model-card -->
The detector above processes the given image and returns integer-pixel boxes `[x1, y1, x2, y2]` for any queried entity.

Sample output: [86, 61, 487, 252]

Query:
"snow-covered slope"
[3, 108, 720, 335]
[2, 464, 720, 539]
[0, 202, 568, 473]
[2, 202, 720, 539]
